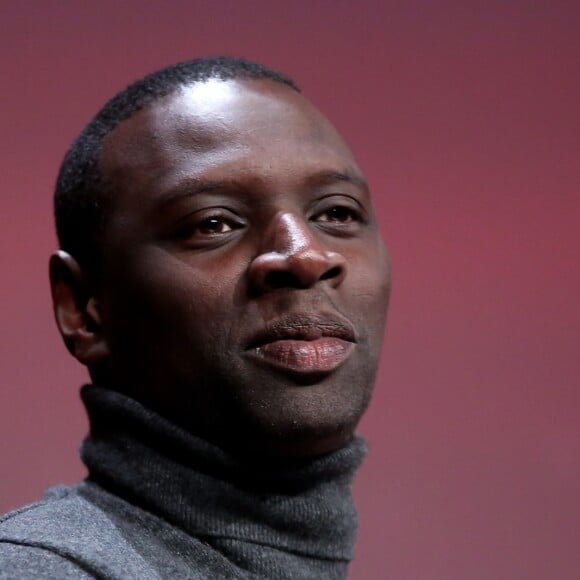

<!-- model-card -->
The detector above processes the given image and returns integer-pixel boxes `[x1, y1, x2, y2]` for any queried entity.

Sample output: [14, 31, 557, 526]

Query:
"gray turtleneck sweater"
[0, 386, 366, 579]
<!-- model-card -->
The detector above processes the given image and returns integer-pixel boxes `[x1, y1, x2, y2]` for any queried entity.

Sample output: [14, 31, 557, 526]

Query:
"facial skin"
[52, 79, 391, 458]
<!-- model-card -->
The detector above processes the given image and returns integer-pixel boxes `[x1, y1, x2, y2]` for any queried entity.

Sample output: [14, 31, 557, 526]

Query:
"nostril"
[264, 270, 302, 290]
[320, 266, 342, 281]
[263, 266, 342, 290]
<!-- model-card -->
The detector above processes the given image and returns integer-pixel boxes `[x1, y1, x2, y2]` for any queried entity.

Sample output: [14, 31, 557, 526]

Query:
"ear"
[49, 250, 109, 366]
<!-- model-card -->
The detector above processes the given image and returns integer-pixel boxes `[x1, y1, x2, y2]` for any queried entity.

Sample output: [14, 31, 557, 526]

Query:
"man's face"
[96, 79, 390, 457]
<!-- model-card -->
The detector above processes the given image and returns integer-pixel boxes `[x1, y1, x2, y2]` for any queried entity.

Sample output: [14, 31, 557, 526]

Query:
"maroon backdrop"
[1, 2, 579, 578]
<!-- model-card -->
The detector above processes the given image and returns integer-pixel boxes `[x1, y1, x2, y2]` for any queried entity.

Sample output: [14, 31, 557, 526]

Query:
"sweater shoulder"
[0, 541, 94, 579]
[0, 484, 246, 580]
[0, 484, 162, 579]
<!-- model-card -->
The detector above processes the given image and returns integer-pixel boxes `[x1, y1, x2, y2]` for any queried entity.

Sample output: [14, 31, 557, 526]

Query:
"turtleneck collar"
[79, 385, 367, 563]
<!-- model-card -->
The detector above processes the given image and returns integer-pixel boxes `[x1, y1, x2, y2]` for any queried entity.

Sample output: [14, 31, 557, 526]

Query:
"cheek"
[346, 246, 391, 344]
[346, 241, 391, 303]
[105, 248, 245, 350]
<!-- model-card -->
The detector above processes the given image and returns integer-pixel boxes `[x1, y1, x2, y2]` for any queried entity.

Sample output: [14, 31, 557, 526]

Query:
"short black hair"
[54, 56, 299, 276]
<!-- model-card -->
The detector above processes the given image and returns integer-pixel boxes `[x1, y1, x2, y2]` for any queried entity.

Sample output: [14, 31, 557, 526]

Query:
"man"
[0, 57, 390, 578]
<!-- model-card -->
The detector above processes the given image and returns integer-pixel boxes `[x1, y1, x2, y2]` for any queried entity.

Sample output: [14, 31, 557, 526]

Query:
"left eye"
[315, 206, 360, 224]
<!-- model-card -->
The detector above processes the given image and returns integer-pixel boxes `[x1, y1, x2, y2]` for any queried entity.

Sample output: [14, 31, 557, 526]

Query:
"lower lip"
[249, 337, 354, 375]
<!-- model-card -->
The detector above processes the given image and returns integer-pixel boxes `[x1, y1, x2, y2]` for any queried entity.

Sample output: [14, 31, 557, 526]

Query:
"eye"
[172, 209, 245, 246]
[315, 205, 360, 224]
[310, 195, 368, 237]
[196, 216, 235, 235]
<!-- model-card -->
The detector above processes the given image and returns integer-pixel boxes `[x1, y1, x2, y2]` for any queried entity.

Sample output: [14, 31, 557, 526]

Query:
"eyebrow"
[156, 180, 229, 209]
[155, 169, 369, 210]
[304, 170, 369, 191]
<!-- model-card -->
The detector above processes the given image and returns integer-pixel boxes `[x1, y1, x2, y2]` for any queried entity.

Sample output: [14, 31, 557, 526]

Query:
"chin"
[236, 395, 369, 459]
[212, 363, 374, 458]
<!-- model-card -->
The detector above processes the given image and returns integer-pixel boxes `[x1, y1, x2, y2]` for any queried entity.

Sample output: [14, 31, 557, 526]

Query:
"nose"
[248, 212, 347, 293]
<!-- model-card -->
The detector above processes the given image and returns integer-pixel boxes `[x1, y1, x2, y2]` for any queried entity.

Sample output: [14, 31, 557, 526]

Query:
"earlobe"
[49, 250, 109, 366]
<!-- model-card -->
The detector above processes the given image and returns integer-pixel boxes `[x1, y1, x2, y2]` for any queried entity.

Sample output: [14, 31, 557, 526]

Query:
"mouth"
[245, 315, 357, 376]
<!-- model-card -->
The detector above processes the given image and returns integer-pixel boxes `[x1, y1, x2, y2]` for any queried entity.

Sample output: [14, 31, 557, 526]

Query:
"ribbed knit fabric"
[0, 385, 367, 579]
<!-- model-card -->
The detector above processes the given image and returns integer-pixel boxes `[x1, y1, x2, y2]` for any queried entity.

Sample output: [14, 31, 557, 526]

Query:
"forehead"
[99, 78, 362, 202]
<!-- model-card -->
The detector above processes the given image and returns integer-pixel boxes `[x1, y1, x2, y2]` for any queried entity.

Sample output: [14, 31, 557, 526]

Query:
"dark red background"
[1, 2, 579, 578]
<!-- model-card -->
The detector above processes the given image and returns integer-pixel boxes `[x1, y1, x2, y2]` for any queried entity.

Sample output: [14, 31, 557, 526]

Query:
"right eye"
[173, 209, 246, 247]
[196, 216, 235, 236]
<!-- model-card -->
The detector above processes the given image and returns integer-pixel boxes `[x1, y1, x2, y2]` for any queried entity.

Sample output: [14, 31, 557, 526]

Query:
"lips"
[245, 315, 356, 375]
